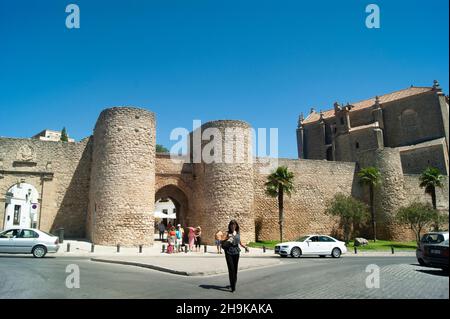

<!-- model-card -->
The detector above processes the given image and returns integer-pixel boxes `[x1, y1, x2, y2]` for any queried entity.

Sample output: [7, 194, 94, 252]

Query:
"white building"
[32, 129, 75, 143]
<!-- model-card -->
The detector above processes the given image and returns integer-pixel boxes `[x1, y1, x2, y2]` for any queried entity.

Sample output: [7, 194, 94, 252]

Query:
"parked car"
[274, 235, 347, 258]
[0, 227, 60, 258]
[416, 231, 449, 266]
[422, 239, 449, 271]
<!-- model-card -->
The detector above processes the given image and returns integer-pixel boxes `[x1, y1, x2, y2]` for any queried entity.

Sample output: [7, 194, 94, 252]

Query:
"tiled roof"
[302, 86, 434, 124]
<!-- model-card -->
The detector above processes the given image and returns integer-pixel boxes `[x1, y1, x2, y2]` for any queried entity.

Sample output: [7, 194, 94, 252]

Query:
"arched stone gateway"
[155, 184, 190, 227]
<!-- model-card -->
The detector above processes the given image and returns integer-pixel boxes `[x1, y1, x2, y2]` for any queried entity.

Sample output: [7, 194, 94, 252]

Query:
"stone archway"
[155, 184, 190, 228]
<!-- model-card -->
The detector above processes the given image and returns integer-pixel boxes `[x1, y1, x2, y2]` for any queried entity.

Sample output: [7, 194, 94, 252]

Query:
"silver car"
[0, 227, 60, 258]
[416, 231, 449, 266]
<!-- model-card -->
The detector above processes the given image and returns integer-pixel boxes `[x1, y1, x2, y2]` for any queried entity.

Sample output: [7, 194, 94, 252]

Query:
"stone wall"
[0, 137, 92, 237]
[400, 139, 449, 175]
[253, 158, 357, 242]
[87, 107, 156, 246]
[383, 92, 445, 148]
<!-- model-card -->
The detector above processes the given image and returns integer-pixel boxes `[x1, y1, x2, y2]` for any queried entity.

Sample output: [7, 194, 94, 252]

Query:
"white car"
[0, 227, 60, 258]
[275, 235, 347, 258]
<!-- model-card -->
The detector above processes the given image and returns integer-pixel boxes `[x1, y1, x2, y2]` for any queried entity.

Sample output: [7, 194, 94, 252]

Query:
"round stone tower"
[191, 120, 255, 244]
[372, 148, 406, 240]
[87, 107, 156, 246]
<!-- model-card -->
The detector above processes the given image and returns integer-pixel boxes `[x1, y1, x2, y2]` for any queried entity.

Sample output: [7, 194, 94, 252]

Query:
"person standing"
[215, 230, 224, 254]
[194, 226, 202, 252]
[176, 224, 184, 253]
[222, 220, 248, 292]
[167, 226, 176, 254]
[188, 227, 196, 252]
[158, 222, 166, 241]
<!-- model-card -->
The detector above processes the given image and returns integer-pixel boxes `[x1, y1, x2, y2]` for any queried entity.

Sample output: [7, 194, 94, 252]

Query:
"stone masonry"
[0, 102, 449, 245]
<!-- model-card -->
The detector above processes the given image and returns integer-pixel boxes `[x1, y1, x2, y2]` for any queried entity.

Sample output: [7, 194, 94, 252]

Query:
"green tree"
[358, 167, 382, 242]
[396, 202, 440, 243]
[265, 166, 295, 243]
[156, 144, 169, 153]
[60, 127, 69, 142]
[325, 194, 369, 244]
[419, 167, 444, 230]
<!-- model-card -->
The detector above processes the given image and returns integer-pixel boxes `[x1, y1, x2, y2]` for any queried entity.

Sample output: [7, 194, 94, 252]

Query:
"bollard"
[117, 244, 120, 253]
[139, 245, 143, 253]
[162, 244, 165, 253]
[58, 228, 64, 244]
[204, 245, 207, 253]
[354, 246, 357, 254]
[391, 246, 394, 254]
[66, 243, 70, 252]
[91, 244, 95, 253]
[263, 246, 266, 253]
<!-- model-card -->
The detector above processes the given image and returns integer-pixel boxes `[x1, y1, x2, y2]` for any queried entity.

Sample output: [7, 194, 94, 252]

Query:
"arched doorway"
[4, 183, 39, 229]
[155, 184, 189, 229]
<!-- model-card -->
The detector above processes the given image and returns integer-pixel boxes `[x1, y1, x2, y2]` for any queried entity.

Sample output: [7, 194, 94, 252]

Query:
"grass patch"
[248, 241, 280, 250]
[248, 239, 418, 251]
[349, 240, 417, 251]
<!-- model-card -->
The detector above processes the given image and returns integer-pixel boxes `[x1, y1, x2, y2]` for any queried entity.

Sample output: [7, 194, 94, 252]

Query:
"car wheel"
[32, 245, 47, 258]
[418, 258, 426, 266]
[290, 247, 302, 258]
[331, 248, 341, 258]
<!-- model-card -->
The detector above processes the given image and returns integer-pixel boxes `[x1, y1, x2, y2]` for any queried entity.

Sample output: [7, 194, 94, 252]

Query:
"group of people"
[158, 219, 248, 293]
[157, 222, 202, 254]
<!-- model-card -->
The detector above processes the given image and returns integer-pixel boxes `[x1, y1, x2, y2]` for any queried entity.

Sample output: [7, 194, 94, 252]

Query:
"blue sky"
[0, 0, 448, 158]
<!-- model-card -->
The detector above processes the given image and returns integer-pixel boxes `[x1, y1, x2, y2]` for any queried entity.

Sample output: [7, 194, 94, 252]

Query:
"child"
[215, 230, 224, 254]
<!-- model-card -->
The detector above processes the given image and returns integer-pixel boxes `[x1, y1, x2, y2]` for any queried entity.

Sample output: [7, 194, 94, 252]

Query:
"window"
[355, 142, 360, 149]
[17, 230, 39, 238]
[13, 205, 21, 226]
[0, 229, 20, 239]
[310, 236, 319, 242]
[340, 117, 344, 125]
[319, 236, 336, 242]
[421, 234, 444, 244]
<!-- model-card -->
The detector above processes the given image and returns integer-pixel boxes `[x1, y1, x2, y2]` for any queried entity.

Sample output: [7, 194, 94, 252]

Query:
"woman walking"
[222, 220, 248, 292]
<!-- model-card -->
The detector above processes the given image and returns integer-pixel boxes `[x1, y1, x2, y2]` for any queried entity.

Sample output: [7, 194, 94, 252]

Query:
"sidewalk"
[55, 236, 415, 277]
[55, 237, 271, 257]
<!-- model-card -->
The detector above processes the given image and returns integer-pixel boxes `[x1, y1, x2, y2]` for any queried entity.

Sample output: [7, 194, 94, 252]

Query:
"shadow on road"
[0, 255, 56, 259]
[415, 269, 449, 277]
[199, 284, 231, 292]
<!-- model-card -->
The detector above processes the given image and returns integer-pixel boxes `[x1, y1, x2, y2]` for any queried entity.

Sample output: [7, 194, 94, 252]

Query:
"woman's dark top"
[224, 232, 241, 255]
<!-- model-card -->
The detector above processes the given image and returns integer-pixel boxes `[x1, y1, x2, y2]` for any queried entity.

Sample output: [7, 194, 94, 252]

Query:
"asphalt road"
[0, 255, 447, 299]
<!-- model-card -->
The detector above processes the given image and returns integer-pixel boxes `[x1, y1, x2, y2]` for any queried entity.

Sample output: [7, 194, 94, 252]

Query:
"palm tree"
[358, 167, 382, 242]
[420, 167, 444, 230]
[265, 166, 295, 243]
